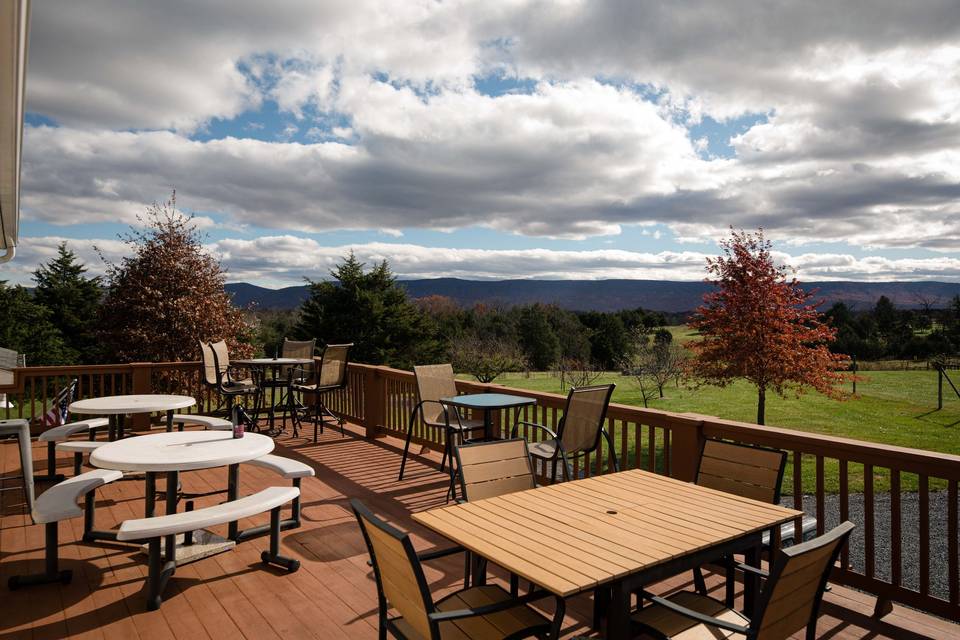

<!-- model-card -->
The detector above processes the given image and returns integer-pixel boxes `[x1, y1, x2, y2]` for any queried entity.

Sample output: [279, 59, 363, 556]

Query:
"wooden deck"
[2, 421, 958, 639]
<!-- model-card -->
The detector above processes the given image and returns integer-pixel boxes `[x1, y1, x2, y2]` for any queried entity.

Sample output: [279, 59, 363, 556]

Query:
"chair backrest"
[455, 439, 536, 501]
[351, 499, 436, 640]
[414, 364, 459, 425]
[696, 439, 788, 504]
[281, 338, 316, 380]
[199, 340, 217, 386]
[752, 521, 854, 639]
[316, 343, 351, 387]
[0, 346, 17, 369]
[283, 338, 316, 360]
[556, 384, 615, 454]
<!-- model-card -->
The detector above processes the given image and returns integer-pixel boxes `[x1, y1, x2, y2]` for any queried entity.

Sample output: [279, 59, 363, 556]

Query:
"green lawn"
[496, 369, 960, 493]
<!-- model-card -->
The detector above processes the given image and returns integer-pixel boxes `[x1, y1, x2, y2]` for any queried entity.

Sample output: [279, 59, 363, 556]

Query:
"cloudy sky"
[6, 0, 960, 286]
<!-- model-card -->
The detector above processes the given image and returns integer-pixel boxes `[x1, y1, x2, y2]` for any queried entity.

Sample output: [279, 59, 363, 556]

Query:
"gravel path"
[783, 492, 958, 600]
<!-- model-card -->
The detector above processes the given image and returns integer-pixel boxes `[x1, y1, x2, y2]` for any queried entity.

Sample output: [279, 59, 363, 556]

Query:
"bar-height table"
[69, 394, 197, 441]
[234, 357, 313, 433]
[413, 467, 801, 639]
[90, 430, 274, 562]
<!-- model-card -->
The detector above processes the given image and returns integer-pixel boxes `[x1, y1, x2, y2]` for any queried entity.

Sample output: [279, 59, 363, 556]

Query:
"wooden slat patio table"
[412, 467, 802, 639]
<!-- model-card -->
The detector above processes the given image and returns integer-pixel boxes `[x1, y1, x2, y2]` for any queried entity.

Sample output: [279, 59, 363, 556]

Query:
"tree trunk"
[757, 387, 766, 425]
[658, 384, 664, 398]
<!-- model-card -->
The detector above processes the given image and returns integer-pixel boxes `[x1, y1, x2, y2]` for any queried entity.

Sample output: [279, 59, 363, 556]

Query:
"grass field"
[496, 368, 960, 493]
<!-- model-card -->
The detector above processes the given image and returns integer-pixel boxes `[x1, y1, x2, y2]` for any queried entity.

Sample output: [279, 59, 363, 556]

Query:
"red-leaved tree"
[97, 193, 254, 365]
[689, 229, 846, 425]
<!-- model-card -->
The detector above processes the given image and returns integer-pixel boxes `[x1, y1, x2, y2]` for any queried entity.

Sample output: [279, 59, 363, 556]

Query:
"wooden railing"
[3, 360, 960, 622]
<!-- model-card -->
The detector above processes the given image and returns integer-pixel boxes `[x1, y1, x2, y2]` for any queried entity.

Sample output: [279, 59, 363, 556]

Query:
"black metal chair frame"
[350, 498, 565, 640]
[290, 343, 353, 441]
[205, 341, 260, 432]
[510, 383, 617, 483]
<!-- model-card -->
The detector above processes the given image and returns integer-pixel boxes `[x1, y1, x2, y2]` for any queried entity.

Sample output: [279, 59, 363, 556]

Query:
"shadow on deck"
[0, 420, 957, 639]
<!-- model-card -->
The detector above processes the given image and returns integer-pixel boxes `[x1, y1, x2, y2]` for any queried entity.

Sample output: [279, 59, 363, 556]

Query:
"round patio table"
[91, 430, 273, 563]
[234, 358, 313, 433]
[69, 394, 196, 441]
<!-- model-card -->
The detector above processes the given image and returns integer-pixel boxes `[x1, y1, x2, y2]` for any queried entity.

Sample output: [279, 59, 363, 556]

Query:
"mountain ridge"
[226, 279, 960, 313]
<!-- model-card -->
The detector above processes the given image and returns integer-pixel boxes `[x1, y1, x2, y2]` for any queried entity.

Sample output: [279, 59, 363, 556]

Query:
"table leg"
[166, 409, 175, 432]
[116, 414, 126, 440]
[744, 536, 762, 617]
[227, 463, 239, 540]
[164, 471, 179, 561]
[606, 579, 631, 639]
[483, 409, 492, 441]
[269, 367, 278, 432]
[145, 472, 156, 517]
[108, 415, 118, 441]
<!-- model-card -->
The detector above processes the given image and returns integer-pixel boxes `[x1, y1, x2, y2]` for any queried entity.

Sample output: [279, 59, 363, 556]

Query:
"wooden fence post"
[130, 363, 152, 432]
[667, 413, 706, 482]
[363, 366, 386, 438]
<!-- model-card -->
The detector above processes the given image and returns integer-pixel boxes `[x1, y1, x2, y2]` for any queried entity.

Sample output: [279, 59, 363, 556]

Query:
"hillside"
[226, 279, 960, 313]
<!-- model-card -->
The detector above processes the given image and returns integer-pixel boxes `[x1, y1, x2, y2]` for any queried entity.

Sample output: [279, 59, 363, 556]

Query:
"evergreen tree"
[515, 304, 561, 370]
[0, 281, 71, 365]
[32, 243, 103, 363]
[295, 252, 434, 368]
[97, 193, 254, 363]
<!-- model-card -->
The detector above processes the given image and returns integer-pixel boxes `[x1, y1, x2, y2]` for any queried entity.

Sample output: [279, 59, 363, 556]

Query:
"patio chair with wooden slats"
[632, 521, 854, 640]
[290, 343, 352, 441]
[691, 438, 818, 606]
[454, 438, 538, 592]
[510, 383, 616, 483]
[351, 498, 565, 640]
[398, 364, 486, 491]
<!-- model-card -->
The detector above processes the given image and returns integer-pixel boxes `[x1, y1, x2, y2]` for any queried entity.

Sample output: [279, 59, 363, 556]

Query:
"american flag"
[41, 379, 77, 427]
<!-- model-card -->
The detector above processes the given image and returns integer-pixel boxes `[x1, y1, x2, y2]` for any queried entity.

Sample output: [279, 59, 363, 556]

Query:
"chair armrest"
[638, 590, 750, 635]
[428, 589, 555, 622]
[510, 421, 558, 440]
[417, 545, 465, 562]
[733, 562, 769, 578]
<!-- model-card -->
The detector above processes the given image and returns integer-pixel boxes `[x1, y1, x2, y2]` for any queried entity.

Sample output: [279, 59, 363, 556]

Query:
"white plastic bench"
[235, 454, 315, 540]
[116, 486, 300, 610]
[163, 414, 233, 432]
[8, 468, 122, 589]
[57, 440, 108, 476]
[38, 418, 110, 480]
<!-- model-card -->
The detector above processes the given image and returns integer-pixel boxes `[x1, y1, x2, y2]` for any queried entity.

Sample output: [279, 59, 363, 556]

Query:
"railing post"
[667, 413, 705, 482]
[362, 366, 386, 438]
[130, 363, 153, 432]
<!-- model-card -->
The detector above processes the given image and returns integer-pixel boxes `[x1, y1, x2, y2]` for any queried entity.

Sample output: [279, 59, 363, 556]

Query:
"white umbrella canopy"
[0, 0, 30, 263]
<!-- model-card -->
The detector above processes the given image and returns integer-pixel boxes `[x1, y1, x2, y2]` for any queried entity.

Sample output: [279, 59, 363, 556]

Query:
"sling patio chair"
[690, 438, 818, 606]
[290, 343, 352, 441]
[200, 340, 260, 431]
[632, 521, 854, 640]
[261, 337, 316, 409]
[510, 383, 616, 483]
[397, 364, 485, 496]
[351, 498, 566, 640]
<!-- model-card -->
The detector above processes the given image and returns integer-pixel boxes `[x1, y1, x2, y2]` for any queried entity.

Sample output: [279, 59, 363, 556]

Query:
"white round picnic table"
[90, 430, 273, 472]
[89, 430, 274, 564]
[69, 394, 196, 440]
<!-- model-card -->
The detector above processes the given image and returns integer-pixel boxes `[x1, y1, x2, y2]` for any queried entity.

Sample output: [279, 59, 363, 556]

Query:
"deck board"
[0, 420, 956, 639]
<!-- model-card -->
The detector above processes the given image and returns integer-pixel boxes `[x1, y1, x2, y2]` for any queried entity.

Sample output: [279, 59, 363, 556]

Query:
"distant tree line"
[825, 295, 960, 360]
